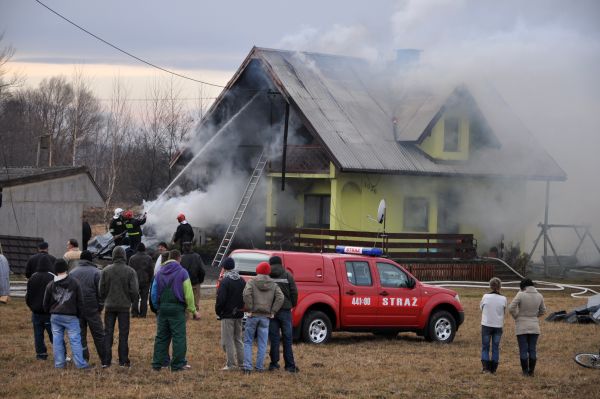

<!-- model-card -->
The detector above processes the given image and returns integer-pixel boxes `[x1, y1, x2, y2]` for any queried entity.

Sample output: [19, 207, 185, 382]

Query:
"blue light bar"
[335, 246, 383, 256]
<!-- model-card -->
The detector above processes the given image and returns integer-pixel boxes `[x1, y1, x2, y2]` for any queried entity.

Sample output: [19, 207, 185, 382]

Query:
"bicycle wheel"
[574, 353, 600, 369]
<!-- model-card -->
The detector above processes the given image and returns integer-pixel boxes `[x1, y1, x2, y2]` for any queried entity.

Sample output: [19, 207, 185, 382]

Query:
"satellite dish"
[377, 199, 386, 224]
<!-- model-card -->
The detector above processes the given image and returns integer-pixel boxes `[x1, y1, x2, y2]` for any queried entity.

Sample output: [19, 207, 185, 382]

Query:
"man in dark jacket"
[215, 257, 246, 370]
[180, 242, 205, 317]
[25, 242, 56, 278]
[99, 246, 139, 367]
[172, 213, 194, 249]
[128, 243, 154, 318]
[43, 259, 90, 369]
[82, 217, 92, 251]
[70, 250, 107, 366]
[25, 256, 55, 360]
[268, 255, 299, 372]
[151, 250, 199, 371]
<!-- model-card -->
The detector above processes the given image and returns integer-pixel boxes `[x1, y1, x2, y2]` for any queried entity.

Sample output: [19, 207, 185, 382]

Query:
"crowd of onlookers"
[13, 237, 298, 373]
[2, 235, 547, 377]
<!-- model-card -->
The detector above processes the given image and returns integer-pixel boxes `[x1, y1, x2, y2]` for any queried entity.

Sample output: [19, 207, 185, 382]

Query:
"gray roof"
[253, 48, 566, 181]
[0, 166, 106, 199]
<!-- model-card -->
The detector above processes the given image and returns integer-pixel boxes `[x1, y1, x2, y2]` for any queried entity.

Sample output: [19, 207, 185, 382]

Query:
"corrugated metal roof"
[255, 48, 566, 181]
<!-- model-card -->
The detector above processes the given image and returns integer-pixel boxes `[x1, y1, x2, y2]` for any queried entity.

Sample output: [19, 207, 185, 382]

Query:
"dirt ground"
[0, 288, 598, 399]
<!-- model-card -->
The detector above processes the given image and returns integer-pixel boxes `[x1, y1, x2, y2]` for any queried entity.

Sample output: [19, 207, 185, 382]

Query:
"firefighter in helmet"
[172, 213, 194, 250]
[109, 208, 126, 245]
[123, 210, 147, 251]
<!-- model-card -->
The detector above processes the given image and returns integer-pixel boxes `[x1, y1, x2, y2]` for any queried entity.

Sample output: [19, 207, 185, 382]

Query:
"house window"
[403, 197, 429, 232]
[444, 117, 460, 152]
[304, 195, 330, 228]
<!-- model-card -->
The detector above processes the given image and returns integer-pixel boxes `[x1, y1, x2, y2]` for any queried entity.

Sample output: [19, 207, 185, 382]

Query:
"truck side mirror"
[407, 277, 416, 289]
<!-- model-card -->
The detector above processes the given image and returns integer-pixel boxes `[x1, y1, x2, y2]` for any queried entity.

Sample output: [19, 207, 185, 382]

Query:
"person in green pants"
[150, 250, 199, 371]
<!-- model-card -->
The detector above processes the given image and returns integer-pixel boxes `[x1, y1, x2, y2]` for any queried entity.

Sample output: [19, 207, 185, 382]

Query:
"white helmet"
[114, 208, 124, 218]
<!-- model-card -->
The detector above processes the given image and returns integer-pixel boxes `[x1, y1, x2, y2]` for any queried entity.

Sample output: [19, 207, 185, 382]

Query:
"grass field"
[1, 288, 598, 399]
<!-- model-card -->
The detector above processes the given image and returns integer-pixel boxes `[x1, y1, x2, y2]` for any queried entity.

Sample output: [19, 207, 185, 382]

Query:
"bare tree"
[102, 77, 132, 221]
[0, 34, 23, 104]
[136, 77, 168, 199]
[25, 76, 74, 166]
[164, 77, 193, 181]
[68, 67, 102, 166]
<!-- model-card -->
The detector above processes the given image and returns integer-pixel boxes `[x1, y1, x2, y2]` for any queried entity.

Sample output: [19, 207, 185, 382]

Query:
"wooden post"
[543, 180, 550, 277]
[281, 102, 289, 191]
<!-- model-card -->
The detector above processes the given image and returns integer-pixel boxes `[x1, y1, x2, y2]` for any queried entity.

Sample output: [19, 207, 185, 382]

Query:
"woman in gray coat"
[508, 278, 546, 377]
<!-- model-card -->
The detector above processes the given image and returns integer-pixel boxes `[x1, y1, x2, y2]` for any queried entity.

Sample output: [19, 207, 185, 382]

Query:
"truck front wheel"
[425, 310, 456, 343]
[302, 311, 332, 344]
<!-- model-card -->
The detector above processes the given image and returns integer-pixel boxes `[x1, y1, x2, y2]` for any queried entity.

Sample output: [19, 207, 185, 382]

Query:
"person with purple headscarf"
[150, 250, 199, 372]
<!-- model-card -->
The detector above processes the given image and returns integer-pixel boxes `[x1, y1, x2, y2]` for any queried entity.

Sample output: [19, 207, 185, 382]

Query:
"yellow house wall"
[266, 168, 530, 252]
[418, 113, 470, 161]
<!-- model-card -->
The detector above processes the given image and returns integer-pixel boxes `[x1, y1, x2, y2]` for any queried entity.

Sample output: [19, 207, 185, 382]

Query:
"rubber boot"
[528, 358, 536, 377]
[490, 361, 498, 374]
[520, 358, 529, 376]
[481, 360, 490, 373]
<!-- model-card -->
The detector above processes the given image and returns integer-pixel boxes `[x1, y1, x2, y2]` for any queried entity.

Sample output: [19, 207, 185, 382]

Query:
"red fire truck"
[222, 246, 464, 344]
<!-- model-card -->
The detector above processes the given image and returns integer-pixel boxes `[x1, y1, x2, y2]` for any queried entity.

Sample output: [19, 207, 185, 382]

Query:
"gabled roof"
[0, 166, 106, 200]
[253, 47, 565, 181]
[183, 47, 566, 181]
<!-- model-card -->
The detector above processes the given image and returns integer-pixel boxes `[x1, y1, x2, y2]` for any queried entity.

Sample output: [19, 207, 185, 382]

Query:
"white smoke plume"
[143, 165, 250, 242]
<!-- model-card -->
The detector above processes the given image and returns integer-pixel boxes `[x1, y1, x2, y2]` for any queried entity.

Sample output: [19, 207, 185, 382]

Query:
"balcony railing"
[268, 145, 330, 174]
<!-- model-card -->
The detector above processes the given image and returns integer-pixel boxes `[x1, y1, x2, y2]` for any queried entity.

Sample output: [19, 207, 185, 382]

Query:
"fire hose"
[428, 257, 600, 298]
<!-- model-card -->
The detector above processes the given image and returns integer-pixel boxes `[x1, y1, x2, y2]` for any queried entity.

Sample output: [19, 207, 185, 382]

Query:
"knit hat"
[38, 241, 49, 250]
[54, 259, 68, 274]
[222, 257, 235, 270]
[269, 256, 282, 266]
[256, 261, 271, 275]
[80, 250, 93, 262]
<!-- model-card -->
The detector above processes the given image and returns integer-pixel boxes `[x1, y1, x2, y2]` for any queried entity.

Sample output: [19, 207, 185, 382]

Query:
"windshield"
[230, 252, 270, 275]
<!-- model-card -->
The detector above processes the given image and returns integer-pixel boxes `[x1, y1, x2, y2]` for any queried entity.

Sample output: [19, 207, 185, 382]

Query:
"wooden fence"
[0, 235, 44, 274]
[401, 262, 495, 281]
[265, 227, 477, 260]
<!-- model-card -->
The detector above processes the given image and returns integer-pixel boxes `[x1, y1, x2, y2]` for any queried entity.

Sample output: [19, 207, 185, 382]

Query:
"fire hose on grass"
[428, 257, 600, 299]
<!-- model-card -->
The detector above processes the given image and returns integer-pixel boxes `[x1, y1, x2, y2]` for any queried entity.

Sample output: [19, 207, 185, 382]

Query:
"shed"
[0, 166, 105, 260]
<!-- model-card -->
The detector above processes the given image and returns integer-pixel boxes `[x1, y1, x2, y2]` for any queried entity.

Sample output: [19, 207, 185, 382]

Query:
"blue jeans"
[481, 325, 503, 362]
[517, 334, 539, 360]
[269, 309, 296, 369]
[243, 316, 269, 371]
[51, 314, 89, 369]
[32, 313, 53, 359]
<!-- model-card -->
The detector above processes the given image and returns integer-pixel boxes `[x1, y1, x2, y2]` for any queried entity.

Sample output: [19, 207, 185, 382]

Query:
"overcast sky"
[2, 0, 600, 252]
[1, 1, 599, 98]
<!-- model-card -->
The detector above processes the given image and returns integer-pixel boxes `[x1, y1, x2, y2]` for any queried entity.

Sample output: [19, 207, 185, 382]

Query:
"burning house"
[170, 47, 566, 261]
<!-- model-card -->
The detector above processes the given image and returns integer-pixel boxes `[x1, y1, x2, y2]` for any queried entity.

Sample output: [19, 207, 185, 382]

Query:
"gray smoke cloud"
[141, 0, 600, 264]
[276, 0, 600, 261]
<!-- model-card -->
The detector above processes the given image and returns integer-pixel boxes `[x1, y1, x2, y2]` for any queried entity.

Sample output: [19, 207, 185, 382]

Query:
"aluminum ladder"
[211, 150, 267, 268]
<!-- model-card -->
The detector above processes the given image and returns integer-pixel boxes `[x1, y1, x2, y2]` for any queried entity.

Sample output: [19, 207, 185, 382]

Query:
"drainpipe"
[281, 102, 289, 191]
